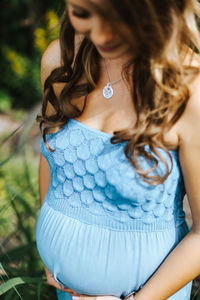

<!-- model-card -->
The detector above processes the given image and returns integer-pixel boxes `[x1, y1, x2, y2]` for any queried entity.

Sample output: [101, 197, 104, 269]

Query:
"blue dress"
[35, 118, 192, 300]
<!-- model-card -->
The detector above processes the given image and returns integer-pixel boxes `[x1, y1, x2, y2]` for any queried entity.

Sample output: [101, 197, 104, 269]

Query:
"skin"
[39, 0, 200, 299]
[66, 0, 131, 61]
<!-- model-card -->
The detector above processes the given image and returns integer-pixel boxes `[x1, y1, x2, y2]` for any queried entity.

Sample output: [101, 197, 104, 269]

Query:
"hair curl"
[37, 0, 200, 185]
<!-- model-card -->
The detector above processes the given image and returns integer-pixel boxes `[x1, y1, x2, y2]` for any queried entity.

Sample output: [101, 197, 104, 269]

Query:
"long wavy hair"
[36, 0, 200, 185]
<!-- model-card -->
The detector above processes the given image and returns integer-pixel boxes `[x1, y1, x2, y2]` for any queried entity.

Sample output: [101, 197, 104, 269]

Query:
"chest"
[53, 73, 179, 151]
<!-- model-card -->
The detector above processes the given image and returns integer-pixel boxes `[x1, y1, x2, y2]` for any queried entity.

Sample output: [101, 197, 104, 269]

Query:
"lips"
[97, 43, 121, 52]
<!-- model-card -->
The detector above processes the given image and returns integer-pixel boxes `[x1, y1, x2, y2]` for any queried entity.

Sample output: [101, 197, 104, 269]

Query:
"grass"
[0, 118, 57, 299]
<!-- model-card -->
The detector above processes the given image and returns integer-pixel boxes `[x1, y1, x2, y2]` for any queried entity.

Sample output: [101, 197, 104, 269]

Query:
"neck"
[106, 57, 130, 69]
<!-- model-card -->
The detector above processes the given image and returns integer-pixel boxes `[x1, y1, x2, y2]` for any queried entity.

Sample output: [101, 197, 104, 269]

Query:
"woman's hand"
[44, 266, 121, 299]
[44, 265, 80, 296]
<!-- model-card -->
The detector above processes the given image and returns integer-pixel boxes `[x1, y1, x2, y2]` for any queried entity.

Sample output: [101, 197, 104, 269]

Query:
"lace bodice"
[40, 118, 186, 230]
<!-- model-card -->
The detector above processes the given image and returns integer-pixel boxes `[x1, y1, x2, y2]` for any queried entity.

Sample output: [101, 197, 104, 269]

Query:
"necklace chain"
[102, 58, 133, 99]
[103, 59, 124, 86]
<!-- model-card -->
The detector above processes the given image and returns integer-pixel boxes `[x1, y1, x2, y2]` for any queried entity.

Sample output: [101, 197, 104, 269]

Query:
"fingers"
[46, 274, 68, 292]
[45, 270, 98, 298]
[47, 278, 62, 290]
[44, 270, 79, 295]
[59, 285, 80, 295]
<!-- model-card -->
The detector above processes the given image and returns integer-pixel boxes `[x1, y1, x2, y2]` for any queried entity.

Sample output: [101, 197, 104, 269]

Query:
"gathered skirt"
[36, 199, 192, 300]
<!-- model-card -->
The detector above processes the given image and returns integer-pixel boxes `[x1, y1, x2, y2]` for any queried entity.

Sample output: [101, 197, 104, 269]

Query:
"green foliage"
[0, 0, 65, 110]
[0, 123, 57, 299]
[193, 286, 200, 300]
[0, 48, 41, 110]
[0, 91, 12, 113]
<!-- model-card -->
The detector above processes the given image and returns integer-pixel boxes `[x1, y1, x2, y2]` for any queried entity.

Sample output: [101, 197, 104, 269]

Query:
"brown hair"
[36, 0, 200, 185]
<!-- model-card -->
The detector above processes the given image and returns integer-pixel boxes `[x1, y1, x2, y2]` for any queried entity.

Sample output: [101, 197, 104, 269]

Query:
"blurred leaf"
[3, 289, 16, 300]
[0, 120, 25, 146]
[192, 286, 200, 300]
[37, 281, 43, 300]
[0, 243, 35, 263]
[5, 184, 36, 217]
[0, 203, 10, 216]
[0, 217, 8, 226]
[0, 91, 12, 112]
[0, 262, 19, 275]
[0, 276, 46, 295]
[0, 0, 65, 110]
[0, 142, 26, 167]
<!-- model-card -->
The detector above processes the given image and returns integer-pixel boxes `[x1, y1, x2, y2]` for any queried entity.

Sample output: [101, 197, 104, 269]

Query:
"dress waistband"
[45, 193, 185, 232]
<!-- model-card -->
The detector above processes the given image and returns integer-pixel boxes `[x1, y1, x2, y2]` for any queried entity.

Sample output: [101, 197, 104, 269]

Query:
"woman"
[36, 0, 200, 299]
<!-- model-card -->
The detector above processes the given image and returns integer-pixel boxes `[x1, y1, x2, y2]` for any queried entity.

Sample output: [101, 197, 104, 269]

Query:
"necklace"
[102, 58, 133, 99]
[102, 59, 123, 99]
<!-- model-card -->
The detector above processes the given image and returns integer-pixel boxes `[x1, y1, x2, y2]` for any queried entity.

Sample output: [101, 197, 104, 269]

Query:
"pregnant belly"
[36, 200, 189, 298]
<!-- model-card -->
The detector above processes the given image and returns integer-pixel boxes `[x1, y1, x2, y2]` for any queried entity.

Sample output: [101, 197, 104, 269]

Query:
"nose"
[90, 17, 116, 46]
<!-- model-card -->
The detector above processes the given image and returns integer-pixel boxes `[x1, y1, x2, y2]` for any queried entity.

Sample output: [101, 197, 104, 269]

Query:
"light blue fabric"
[36, 118, 192, 299]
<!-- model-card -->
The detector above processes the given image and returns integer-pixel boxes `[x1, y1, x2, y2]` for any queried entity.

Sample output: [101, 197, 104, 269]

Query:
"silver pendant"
[103, 83, 113, 99]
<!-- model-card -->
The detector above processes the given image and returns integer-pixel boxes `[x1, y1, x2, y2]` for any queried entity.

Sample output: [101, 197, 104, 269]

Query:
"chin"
[99, 50, 127, 60]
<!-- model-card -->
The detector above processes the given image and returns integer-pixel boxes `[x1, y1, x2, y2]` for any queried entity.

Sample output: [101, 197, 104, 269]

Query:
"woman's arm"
[38, 39, 60, 206]
[38, 153, 51, 207]
[134, 74, 200, 300]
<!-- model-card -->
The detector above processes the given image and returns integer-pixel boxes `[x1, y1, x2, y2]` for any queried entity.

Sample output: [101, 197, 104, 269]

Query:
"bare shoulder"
[40, 35, 84, 116]
[41, 39, 61, 91]
[173, 45, 200, 141]
[176, 70, 200, 147]
[41, 34, 84, 90]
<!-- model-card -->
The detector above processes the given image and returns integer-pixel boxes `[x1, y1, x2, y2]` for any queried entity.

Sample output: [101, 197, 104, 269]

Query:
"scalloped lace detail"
[40, 119, 186, 225]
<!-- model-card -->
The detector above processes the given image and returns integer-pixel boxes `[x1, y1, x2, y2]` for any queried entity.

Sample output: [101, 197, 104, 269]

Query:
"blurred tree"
[0, 0, 65, 111]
